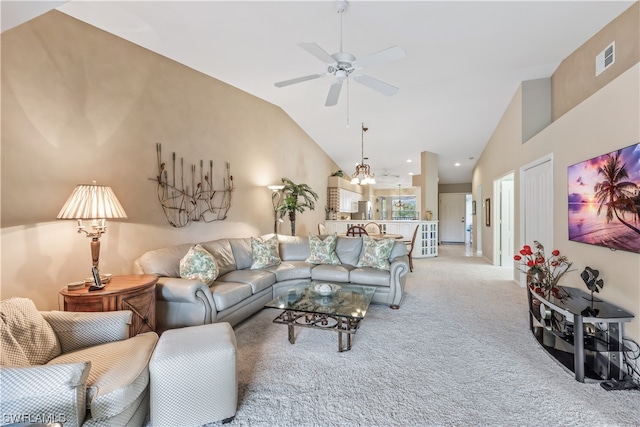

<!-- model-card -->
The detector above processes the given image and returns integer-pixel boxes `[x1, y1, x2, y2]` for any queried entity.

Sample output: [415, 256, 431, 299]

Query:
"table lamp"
[57, 181, 128, 273]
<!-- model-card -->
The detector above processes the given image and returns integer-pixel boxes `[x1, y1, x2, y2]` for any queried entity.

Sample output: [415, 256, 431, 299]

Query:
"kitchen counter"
[325, 220, 438, 258]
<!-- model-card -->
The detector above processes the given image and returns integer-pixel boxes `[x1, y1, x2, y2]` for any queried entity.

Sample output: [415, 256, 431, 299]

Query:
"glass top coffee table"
[264, 282, 376, 352]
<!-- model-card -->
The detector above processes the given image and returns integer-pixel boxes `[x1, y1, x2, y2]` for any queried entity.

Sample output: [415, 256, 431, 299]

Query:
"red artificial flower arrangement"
[514, 241, 572, 298]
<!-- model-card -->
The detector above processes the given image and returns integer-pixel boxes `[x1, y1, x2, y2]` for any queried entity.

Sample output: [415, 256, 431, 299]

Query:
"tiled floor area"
[436, 242, 478, 257]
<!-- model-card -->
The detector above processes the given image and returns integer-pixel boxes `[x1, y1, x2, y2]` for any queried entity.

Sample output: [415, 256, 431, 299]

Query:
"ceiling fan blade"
[298, 42, 336, 64]
[274, 73, 324, 88]
[325, 79, 343, 106]
[353, 74, 399, 96]
[353, 46, 406, 70]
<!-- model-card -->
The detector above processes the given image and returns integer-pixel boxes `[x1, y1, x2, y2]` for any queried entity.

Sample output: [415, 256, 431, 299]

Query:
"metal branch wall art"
[152, 143, 233, 228]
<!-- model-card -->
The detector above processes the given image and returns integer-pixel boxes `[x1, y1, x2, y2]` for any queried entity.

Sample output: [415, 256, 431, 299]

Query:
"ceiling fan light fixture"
[273, 0, 405, 107]
[351, 123, 376, 186]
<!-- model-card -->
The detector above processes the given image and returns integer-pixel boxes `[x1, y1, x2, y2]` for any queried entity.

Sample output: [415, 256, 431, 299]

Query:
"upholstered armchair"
[0, 298, 158, 427]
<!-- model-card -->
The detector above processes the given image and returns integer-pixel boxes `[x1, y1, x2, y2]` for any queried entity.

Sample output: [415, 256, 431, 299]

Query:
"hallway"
[435, 242, 478, 258]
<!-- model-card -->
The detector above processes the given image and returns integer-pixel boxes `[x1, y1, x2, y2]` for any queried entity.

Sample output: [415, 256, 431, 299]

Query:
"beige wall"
[473, 64, 640, 342]
[1, 11, 338, 310]
[439, 183, 472, 194]
[552, 2, 639, 120]
[473, 4, 640, 342]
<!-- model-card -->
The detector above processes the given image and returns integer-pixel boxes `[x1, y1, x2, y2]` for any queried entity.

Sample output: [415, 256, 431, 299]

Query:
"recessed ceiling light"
[406, 159, 412, 163]
[408, 172, 414, 176]
[454, 162, 461, 167]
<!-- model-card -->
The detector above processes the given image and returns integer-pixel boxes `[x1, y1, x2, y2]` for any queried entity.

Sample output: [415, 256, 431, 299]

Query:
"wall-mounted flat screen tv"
[568, 142, 640, 254]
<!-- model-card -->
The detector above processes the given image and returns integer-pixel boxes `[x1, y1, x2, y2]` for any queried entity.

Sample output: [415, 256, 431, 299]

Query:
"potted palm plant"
[275, 178, 319, 236]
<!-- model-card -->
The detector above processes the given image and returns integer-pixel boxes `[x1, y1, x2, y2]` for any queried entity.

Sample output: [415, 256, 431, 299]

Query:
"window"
[392, 195, 417, 220]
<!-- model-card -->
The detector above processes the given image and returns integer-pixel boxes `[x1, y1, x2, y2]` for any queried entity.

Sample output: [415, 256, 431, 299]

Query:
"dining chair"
[318, 222, 327, 234]
[346, 225, 368, 237]
[364, 222, 382, 235]
[404, 225, 420, 272]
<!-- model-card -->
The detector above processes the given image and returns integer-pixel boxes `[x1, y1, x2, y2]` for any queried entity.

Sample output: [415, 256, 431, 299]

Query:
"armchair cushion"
[48, 332, 158, 422]
[42, 311, 132, 353]
[0, 361, 91, 427]
[0, 297, 61, 366]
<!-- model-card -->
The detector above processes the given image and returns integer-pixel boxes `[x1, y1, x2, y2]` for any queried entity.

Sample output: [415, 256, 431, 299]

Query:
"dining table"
[338, 233, 405, 240]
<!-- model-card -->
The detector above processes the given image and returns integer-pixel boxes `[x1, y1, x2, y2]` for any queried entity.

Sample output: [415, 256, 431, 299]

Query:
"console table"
[60, 274, 158, 337]
[528, 286, 634, 382]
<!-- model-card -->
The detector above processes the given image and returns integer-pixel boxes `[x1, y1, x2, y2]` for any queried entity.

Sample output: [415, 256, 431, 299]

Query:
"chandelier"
[394, 184, 407, 209]
[350, 123, 376, 185]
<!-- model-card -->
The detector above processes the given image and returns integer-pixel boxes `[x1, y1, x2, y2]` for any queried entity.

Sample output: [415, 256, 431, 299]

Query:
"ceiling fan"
[274, 0, 406, 107]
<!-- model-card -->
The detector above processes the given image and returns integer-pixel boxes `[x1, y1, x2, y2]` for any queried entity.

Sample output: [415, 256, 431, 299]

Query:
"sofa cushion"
[250, 235, 281, 269]
[229, 237, 254, 270]
[389, 240, 408, 259]
[335, 237, 364, 267]
[350, 267, 392, 287]
[217, 269, 276, 294]
[136, 243, 192, 278]
[357, 236, 395, 270]
[48, 332, 158, 422]
[265, 261, 314, 282]
[210, 283, 253, 311]
[180, 244, 218, 285]
[200, 239, 237, 277]
[0, 297, 61, 366]
[278, 235, 311, 261]
[306, 234, 341, 265]
[311, 264, 354, 282]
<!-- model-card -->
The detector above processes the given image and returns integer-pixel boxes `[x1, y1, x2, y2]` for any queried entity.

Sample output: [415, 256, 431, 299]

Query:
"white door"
[499, 177, 515, 266]
[439, 193, 466, 243]
[522, 158, 553, 250]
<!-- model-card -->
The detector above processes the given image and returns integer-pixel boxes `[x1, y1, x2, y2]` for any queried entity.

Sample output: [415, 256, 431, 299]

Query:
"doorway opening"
[493, 172, 515, 267]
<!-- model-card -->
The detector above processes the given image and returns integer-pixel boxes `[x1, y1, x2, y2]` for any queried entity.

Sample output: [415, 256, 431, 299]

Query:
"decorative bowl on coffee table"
[310, 282, 341, 296]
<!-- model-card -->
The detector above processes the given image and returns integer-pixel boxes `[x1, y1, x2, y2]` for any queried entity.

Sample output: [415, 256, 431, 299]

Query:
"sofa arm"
[42, 311, 132, 353]
[390, 254, 410, 275]
[0, 362, 91, 427]
[156, 277, 217, 323]
[388, 255, 410, 307]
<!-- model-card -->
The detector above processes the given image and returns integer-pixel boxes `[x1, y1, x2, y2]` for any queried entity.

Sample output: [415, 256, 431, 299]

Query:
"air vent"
[595, 41, 615, 76]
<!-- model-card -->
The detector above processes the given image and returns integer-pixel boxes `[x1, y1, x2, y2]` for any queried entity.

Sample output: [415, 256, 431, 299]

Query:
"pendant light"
[351, 123, 376, 185]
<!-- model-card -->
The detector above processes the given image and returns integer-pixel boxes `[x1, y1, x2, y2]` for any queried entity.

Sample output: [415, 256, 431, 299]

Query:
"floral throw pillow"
[306, 233, 341, 265]
[180, 244, 218, 285]
[250, 235, 281, 269]
[357, 235, 395, 271]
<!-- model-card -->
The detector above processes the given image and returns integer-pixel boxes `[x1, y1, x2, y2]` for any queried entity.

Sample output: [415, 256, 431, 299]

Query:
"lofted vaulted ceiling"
[2, 1, 634, 188]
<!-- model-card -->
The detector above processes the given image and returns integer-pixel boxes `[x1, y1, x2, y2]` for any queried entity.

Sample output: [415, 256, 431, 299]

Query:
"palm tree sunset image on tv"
[568, 143, 640, 254]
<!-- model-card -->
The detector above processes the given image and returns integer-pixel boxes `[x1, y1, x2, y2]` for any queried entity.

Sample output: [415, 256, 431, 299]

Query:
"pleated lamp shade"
[57, 184, 128, 219]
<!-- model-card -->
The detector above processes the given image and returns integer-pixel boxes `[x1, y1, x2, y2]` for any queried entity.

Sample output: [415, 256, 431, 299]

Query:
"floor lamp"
[268, 185, 285, 234]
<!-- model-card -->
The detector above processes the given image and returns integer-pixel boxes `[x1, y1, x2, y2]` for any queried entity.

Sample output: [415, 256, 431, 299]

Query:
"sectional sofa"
[134, 234, 409, 333]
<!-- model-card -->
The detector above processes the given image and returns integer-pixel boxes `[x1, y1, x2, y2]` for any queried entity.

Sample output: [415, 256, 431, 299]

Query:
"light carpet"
[213, 253, 640, 426]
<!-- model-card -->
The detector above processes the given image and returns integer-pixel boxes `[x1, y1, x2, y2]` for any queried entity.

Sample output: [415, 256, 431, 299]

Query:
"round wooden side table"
[60, 274, 158, 337]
